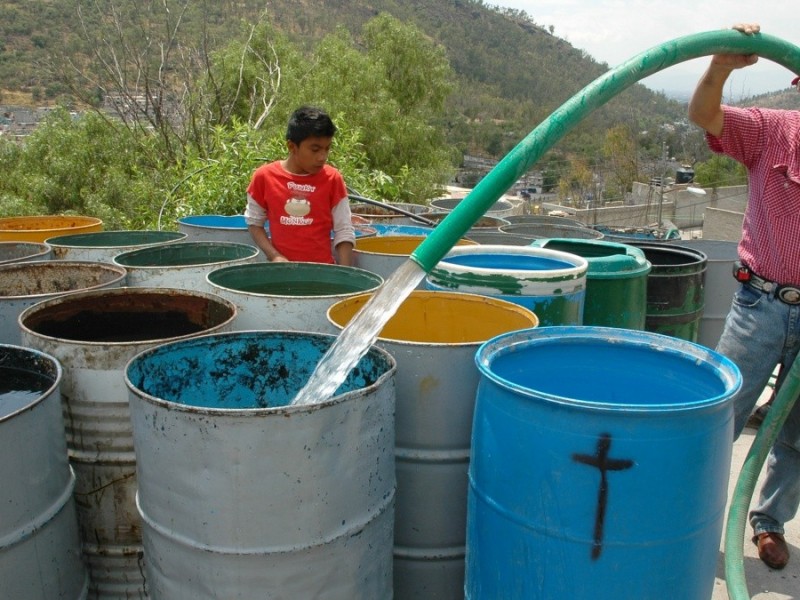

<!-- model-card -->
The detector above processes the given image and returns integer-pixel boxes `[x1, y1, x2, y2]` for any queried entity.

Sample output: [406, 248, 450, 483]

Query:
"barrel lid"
[531, 238, 651, 279]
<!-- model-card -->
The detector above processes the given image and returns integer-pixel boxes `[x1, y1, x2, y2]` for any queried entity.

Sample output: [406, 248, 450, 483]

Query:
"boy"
[244, 106, 355, 265]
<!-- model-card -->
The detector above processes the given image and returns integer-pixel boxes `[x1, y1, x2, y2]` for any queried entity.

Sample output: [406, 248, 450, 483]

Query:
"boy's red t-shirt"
[247, 161, 347, 263]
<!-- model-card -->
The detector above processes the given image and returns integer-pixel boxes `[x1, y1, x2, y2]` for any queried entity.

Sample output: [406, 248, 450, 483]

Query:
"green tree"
[693, 154, 747, 189]
[602, 125, 639, 202]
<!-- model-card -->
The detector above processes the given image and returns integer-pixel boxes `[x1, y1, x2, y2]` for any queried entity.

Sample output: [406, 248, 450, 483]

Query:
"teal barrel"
[424, 245, 587, 326]
[631, 243, 707, 342]
[113, 241, 260, 291]
[125, 331, 397, 599]
[466, 326, 741, 600]
[1, 344, 89, 599]
[46, 230, 187, 262]
[207, 262, 384, 333]
[531, 238, 651, 329]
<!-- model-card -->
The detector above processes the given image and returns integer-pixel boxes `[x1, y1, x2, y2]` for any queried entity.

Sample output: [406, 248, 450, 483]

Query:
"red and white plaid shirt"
[707, 106, 800, 286]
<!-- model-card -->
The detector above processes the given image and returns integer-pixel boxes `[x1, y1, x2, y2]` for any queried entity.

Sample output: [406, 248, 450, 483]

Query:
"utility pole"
[656, 141, 668, 227]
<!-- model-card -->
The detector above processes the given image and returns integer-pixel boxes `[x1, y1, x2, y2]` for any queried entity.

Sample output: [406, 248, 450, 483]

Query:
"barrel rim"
[475, 325, 741, 413]
[18, 286, 239, 347]
[0, 343, 63, 422]
[177, 214, 248, 230]
[0, 260, 128, 300]
[124, 329, 397, 415]
[45, 229, 187, 248]
[112, 240, 260, 267]
[206, 261, 385, 299]
[0, 241, 53, 265]
[433, 244, 589, 278]
[328, 290, 539, 347]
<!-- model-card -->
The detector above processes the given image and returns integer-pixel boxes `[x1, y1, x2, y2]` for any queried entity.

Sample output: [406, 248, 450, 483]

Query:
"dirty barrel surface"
[19, 287, 238, 598]
[328, 291, 538, 599]
[631, 243, 707, 342]
[125, 331, 397, 599]
[0, 260, 127, 345]
[46, 230, 187, 262]
[466, 326, 740, 600]
[207, 262, 383, 333]
[0, 344, 89, 599]
[0, 241, 53, 265]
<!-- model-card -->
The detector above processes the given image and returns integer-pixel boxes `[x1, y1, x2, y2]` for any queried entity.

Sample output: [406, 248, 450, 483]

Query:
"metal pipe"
[347, 190, 437, 226]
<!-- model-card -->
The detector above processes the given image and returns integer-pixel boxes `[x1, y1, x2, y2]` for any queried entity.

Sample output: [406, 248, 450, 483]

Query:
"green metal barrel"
[531, 238, 651, 330]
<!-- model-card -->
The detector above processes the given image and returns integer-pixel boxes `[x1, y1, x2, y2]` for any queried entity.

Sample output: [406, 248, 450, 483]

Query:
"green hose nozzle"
[410, 29, 800, 272]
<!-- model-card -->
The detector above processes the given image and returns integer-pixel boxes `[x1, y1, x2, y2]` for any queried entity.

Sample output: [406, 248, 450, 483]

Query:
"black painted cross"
[572, 432, 634, 560]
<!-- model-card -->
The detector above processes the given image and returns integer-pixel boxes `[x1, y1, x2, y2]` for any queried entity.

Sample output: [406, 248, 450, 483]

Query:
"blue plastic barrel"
[425, 245, 587, 325]
[466, 326, 741, 600]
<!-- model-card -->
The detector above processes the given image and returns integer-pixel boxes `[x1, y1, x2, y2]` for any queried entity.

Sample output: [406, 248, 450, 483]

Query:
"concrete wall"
[702, 208, 744, 242]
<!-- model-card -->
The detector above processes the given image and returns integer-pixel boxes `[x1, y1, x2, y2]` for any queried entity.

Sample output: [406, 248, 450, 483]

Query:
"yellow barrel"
[0, 216, 103, 242]
[354, 235, 477, 285]
[328, 291, 538, 598]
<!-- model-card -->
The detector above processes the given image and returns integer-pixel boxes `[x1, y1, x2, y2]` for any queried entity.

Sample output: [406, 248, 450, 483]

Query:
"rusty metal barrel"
[0, 261, 127, 345]
[19, 287, 238, 598]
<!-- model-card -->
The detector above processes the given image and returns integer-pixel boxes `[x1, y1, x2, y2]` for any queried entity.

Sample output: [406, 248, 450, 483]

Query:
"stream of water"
[290, 259, 426, 406]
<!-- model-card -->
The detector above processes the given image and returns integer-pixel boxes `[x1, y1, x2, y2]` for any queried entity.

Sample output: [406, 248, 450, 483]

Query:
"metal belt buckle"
[778, 286, 800, 305]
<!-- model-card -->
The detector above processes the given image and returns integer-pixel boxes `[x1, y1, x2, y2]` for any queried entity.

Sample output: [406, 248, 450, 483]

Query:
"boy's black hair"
[286, 106, 337, 144]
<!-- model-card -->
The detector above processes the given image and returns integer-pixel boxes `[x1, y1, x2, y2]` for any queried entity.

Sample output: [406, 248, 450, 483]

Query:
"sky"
[495, 0, 800, 100]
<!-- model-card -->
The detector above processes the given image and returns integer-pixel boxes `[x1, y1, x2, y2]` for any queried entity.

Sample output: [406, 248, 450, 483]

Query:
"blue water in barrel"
[126, 331, 392, 409]
[466, 326, 741, 600]
[440, 252, 572, 271]
[371, 224, 434, 236]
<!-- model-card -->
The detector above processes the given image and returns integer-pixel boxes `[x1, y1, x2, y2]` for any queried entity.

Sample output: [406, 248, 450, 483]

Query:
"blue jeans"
[715, 283, 800, 536]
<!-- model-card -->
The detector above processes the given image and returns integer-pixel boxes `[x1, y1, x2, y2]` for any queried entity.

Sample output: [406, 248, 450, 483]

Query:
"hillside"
[0, 0, 688, 159]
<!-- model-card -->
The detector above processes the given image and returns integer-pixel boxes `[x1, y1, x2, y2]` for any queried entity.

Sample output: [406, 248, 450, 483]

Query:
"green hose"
[410, 29, 800, 271]
[725, 362, 800, 600]
[406, 28, 800, 600]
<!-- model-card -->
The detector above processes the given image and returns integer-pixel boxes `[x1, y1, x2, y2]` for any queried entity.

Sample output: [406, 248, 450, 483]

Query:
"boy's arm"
[245, 194, 287, 262]
[331, 199, 355, 266]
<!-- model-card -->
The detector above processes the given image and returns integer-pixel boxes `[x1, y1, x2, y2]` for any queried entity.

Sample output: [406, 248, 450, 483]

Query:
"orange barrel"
[0, 215, 102, 242]
[328, 291, 538, 599]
